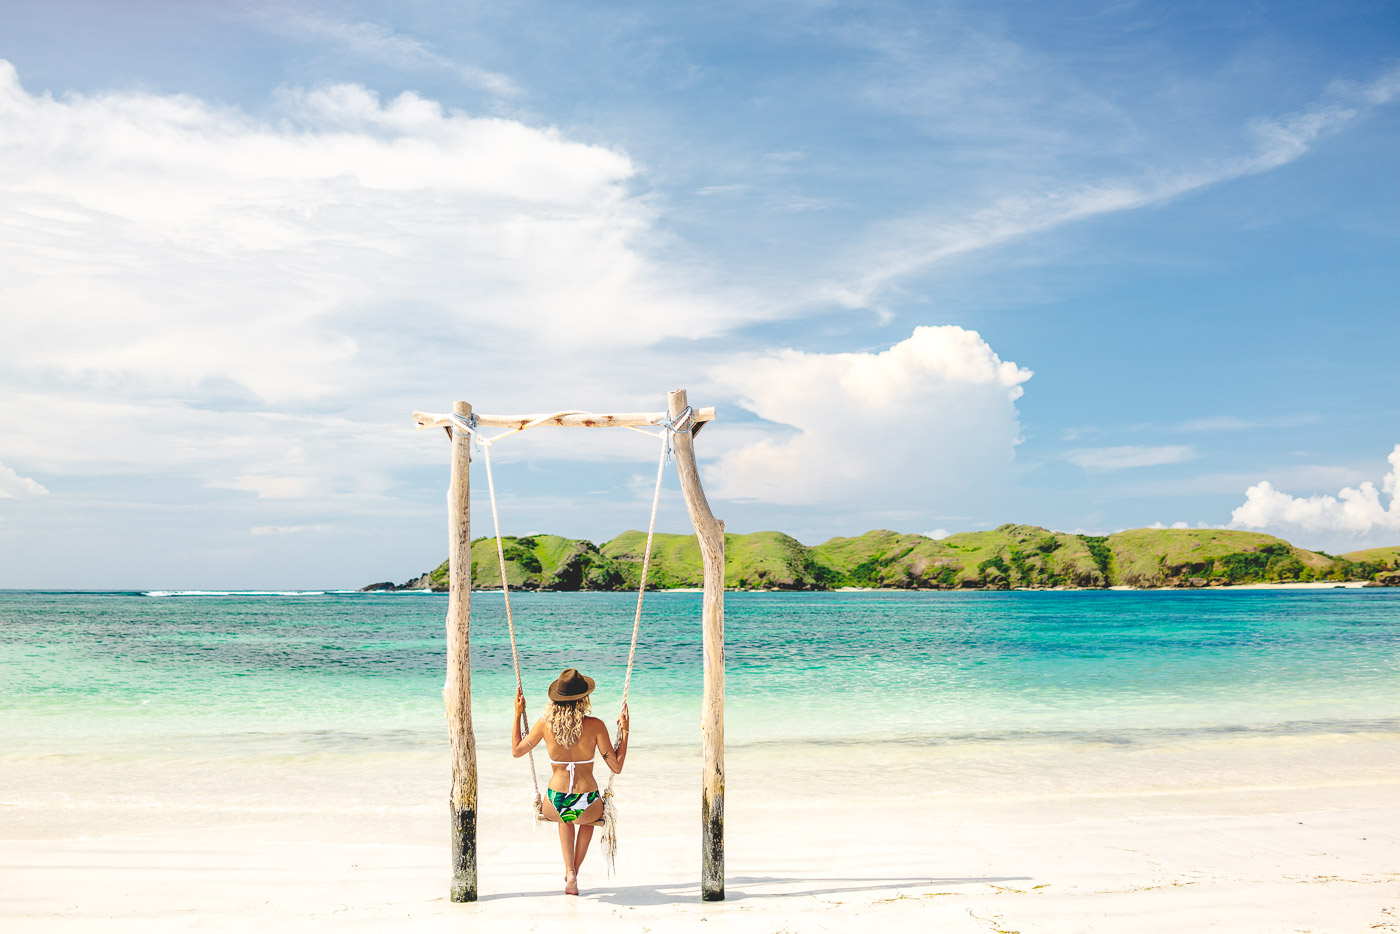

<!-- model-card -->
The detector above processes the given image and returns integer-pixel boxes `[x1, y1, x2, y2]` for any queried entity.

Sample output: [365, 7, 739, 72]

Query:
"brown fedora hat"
[548, 667, 596, 702]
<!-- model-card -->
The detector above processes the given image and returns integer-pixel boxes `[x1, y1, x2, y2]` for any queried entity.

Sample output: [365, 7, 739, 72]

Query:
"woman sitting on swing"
[511, 667, 630, 895]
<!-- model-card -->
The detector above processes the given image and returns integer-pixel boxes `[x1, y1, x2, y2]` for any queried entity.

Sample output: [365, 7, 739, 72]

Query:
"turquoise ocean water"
[3, 588, 1399, 842]
[4, 588, 1399, 751]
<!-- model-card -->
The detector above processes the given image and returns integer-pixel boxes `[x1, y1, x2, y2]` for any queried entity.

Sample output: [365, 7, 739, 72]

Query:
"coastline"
[356, 580, 1389, 595]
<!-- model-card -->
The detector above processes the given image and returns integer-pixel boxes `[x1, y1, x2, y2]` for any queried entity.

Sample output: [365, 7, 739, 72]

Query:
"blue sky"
[0, 1, 1397, 588]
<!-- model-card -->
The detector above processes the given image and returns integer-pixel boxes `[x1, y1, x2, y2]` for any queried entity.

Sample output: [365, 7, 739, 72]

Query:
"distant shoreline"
[356, 579, 1385, 595]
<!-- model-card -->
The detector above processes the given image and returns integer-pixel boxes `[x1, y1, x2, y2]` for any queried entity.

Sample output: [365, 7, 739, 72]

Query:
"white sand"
[1219, 581, 1371, 590]
[4, 734, 1399, 932]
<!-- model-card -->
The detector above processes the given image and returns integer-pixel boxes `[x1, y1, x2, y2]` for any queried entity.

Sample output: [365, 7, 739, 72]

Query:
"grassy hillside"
[419, 535, 623, 592]
[1340, 545, 1400, 567]
[376, 526, 1398, 592]
[604, 530, 836, 590]
[418, 529, 835, 591]
[812, 525, 1106, 589]
[1105, 528, 1336, 587]
[600, 531, 702, 588]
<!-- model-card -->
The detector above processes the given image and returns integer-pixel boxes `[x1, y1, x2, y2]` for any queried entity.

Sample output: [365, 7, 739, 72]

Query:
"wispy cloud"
[251, 524, 332, 535]
[1168, 414, 1319, 432]
[824, 64, 1400, 311]
[1066, 445, 1197, 471]
[257, 9, 519, 97]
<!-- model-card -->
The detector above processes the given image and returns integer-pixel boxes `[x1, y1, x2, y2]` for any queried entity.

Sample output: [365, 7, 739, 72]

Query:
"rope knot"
[660, 405, 693, 465]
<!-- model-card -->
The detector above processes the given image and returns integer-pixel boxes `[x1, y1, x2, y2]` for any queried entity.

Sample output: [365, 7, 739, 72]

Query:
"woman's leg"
[573, 823, 595, 872]
[571, 795, 605, 880]
[557, 822, 578, 893]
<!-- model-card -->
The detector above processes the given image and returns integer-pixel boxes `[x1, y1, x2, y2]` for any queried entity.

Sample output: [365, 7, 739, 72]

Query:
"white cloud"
[0, 61, 743, 396]
[1066, 445, 1196, 471]
[1167, 414, 1318, 432]
[923, 528, 950, 540]
[0, 461, 48, 499]
[0, 61, 754, 509]
[707, 326, 1031, 507]
[1230, 444, 1400, 547]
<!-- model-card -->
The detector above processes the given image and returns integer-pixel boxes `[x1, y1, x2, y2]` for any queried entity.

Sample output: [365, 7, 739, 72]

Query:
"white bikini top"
[549, 756, 595, 793]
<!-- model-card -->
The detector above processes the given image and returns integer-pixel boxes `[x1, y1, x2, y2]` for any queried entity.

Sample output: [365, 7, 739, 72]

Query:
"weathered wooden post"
[444, 399, 477, 902]
[668, 388, 725, 900]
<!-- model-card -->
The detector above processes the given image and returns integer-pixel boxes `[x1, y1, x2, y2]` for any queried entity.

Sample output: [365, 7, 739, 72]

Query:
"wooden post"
[444, 400, 477, 902]
[668, 388, 725, 901]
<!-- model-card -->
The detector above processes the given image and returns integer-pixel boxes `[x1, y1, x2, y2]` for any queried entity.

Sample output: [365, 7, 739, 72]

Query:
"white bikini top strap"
[549, 757, 594, 793]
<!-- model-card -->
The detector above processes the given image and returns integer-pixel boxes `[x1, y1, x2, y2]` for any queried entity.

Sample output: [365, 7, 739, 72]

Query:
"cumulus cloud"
[0, 60, 746, 395]
[1066, 445, 1197, 471]
[0, 61, 753, 509]
[707, 326, 1031, 507]
[0, 461, 48, 499]
[1230, 444, 1400, 547]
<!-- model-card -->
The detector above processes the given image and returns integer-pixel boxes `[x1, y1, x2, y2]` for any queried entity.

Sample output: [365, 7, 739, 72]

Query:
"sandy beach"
[5, 732, 1398, 933]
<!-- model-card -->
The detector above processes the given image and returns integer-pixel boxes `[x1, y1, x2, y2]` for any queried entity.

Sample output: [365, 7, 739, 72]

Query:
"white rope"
[481, 410, 589, 446]
[458, 414, 547, 824]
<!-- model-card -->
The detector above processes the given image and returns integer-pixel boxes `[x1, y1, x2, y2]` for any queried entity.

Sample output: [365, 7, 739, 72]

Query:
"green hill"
[1340, 545, 1400, 567]
[812, 525, 1106, 589]
[372, 526, 1398, 592]
[603, 530, 837, 590]
[1105, 528, 1335, 587]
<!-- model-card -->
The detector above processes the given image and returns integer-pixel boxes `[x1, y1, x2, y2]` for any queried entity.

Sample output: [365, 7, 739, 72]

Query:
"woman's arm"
[510, 689, 545, 758]
[598, 702, 630, 774]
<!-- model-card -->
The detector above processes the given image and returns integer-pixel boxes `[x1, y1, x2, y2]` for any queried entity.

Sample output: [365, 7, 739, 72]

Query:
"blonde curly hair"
[545, 697, 591, 747]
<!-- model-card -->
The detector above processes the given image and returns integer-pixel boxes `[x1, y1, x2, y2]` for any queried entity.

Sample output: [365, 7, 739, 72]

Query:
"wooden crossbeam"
[412, 407, 716, 432]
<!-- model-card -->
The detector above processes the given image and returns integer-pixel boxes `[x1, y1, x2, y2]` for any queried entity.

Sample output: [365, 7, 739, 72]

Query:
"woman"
[512, 667, 629, 895]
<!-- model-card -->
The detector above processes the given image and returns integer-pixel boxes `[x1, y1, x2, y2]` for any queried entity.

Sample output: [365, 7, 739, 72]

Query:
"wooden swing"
[411, 390, 726, 902]
[461, 402, 682, 858]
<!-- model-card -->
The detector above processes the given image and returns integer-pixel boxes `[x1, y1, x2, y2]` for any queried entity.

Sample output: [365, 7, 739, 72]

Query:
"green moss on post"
[449, 803, 477, 902]
[701, 785, 724, 900]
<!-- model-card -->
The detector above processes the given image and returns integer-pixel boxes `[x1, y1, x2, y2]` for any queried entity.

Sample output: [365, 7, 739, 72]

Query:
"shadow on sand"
[481, 873, 1032, 906]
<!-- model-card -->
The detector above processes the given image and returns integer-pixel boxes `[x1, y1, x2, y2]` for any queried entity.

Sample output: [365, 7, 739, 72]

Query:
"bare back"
[534, 715, 620, 794]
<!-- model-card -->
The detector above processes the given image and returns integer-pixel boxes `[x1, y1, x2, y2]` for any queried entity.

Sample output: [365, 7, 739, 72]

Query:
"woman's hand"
[511, 692, 540, 758]
[606, 702, 630, 773]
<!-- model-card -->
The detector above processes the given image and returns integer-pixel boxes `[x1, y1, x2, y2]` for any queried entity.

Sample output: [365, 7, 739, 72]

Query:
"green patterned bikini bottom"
[547, 788, 601, 823]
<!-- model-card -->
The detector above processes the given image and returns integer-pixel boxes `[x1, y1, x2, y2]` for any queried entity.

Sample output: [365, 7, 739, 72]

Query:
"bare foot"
[564, 871, 579, 896]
